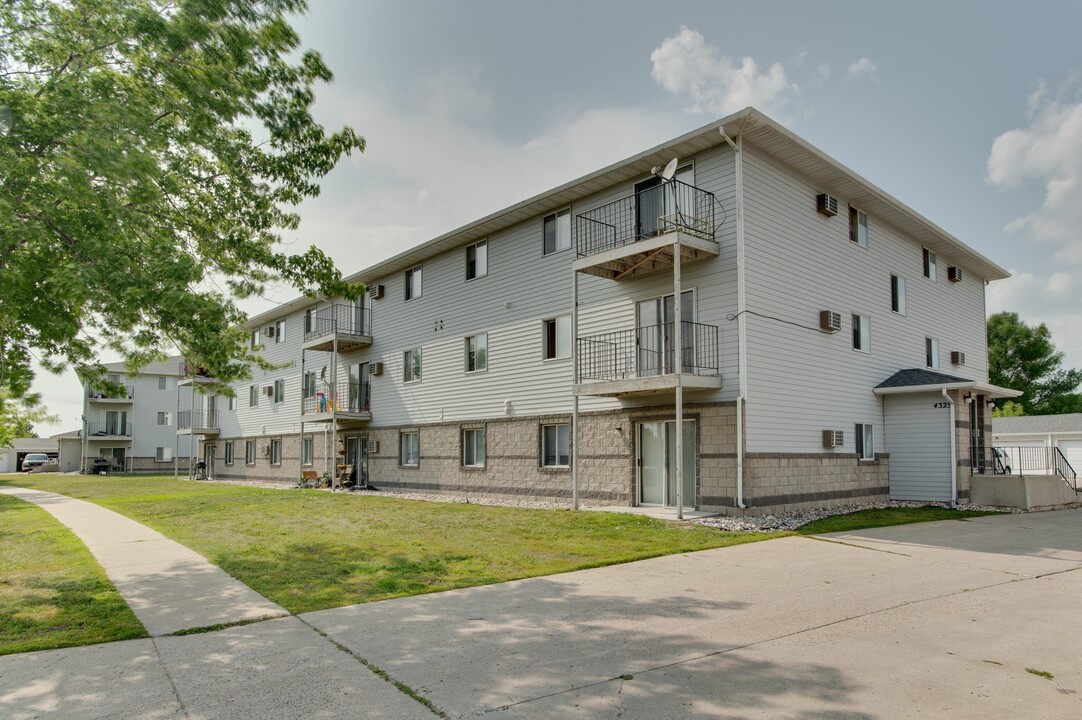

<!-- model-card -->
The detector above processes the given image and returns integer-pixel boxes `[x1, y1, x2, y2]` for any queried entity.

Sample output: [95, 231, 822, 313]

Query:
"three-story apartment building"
[194, 107, 1019, 514]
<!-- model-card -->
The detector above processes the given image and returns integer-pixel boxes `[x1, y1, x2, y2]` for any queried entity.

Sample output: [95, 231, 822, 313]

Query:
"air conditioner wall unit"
[263, 385, 274, 396]
[819, 310, 842, 333]
[948, 266, 963, 282]
[951, 351, 966, 366]
[822, 430, 844, 448]
[371, 362, 384, 376]
[816, 193, 839, 217]
[368, 284, 385, 300]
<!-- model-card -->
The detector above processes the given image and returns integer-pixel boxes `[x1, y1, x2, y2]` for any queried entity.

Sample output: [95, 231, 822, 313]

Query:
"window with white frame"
[463, 427, 485, 468]
[245, 439, 256, 465]
[890, 274, 906, 315]
[303, 371, 316, 399]
[155, 447, 172, 462]
[225, 441, 234, 466]
[273, 378, 285, 404]
[228, 394, 236, 411]
[270, 438, 282, 465]
[926, 337, 939, 369]
[249, 385, 258, 407]
[251, 330, 260, 349]
[302, 436, 313, 466]
[543, 208, 571, 255]
[158, 376, 167, 390]
[849, 206, 868, 247]
[275, 319, 286, 343]
[543, 315, 571, 360]
[400, 431, 419, 467]
[466, 240, 487, 280]
[855, 423, 874, 460]
[852, 314, 871, 353]
[156, 411, 170, 426]
[923, 248, 937, 280]
[465, 334, 487, 372]
[542, 424, 570, 467]
[405, 265, 422, 301]
[404, 348, 422, 383]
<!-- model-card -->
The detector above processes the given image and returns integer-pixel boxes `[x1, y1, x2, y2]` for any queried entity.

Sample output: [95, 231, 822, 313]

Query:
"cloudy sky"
[33, 0, 1082, 432]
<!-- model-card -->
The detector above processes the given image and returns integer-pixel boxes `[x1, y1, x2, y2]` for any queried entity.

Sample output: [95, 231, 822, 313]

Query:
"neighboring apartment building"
[81, 357, 192, 473]
[191, 107, 1019, 514]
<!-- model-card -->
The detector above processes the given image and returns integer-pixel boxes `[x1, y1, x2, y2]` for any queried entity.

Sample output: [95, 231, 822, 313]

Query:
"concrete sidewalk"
[0, 486, 286, 636]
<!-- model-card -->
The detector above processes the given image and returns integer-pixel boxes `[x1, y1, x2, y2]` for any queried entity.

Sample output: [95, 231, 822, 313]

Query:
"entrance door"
[100, 447, 126, 471]
[638, 420, 696, 507]
[970, 394, 986, 474]
[206, 395, 218, 428]
[634, 177, 663, 240]
[347, 363, 370, 413]
[104, 410, 127, 435]
[636, 291, 694, 377]
[204, 445, 215, 480]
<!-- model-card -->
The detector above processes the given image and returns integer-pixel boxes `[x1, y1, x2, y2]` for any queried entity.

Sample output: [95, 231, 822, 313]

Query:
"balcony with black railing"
[87, 385, 135, 402]
[178, 362, 214, 386]
[85, 421, 132, 439]
[177, 409, 220, 435]
[574, 321, 721, 397]
[303, 304, 373, 353]
[573, 179, 724, 280]
[301, 380, 372, 423]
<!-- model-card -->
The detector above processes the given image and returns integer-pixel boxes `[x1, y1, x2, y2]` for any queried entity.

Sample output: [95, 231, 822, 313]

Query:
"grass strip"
[796, 506, 1005, 535]
[2, 475, 780, 615]
[0, 493, 146, 655]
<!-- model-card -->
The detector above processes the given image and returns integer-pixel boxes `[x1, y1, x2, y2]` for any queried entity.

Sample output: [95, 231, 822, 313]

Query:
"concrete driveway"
[2, 509, 1080, 719]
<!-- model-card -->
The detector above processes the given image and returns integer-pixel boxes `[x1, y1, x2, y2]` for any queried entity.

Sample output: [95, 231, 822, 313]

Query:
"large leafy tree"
[0, 0, 363, 404]
[987, 312, 1082, 415]
[0, 389, 56, 446]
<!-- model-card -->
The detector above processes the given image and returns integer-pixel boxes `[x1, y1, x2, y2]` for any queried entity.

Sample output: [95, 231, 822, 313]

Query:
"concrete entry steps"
[0, 486, 287, 636]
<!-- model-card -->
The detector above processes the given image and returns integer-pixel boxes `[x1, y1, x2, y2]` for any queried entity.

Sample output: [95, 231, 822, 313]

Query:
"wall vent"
[819, 310, 842, 333]
[951, 351, 966, 366]
[368, 284, 385, 300]
[822, 430, 844, 448]
[948, 266, 963, 283]
[371, 362, 384, 376]
[816, 193, 839, 217]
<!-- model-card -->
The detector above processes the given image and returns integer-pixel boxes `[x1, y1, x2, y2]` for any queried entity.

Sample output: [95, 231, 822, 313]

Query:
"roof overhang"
[874, 381, 1022, 399]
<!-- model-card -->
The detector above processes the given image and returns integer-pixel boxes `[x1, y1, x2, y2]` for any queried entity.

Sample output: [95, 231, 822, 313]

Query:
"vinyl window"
[890, 275, 906, 315]
[543, 315, 571, 360]
[463, 428, 485, 468]
[228, 394, 236, 411]
[465, 334, 487, 373]
[400, 431, 419, 467]
[155, 447, 172, 462]
[543, 209, 571, 255]
[542, 424, 570, 468]
[405, 265, 422, 301]
[466, 240, 487, 280]
[303, 371, 316, 399]
[855, 424, 874, 461]
[275, 319, 286, 343]
[156, 411, 170, 426]
[923, 248, 937, 281]
[404, 348, 422, 383]
[849, 206, 868, 247]
[270, 439, 282, 465]
[249, 385, 258, 407]
[251, 330, 260, 349]
[301, 437, 313, 467]
[273, 379, 285, 404]
[224, 441, 234, 466]
[158, 376, 167, 390]
[852, 314, 871, 353]
[926, 337, 940, 369]
[245, 440, 256, 465]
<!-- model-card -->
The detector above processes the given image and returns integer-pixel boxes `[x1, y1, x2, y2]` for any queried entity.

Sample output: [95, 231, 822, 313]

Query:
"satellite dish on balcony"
[659, 157, 679, 182]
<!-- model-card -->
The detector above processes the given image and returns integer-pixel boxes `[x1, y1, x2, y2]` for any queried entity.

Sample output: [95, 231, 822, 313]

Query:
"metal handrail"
[577, 321, 719, 382]
[302, 380, 371, 416]
[177, 410, 219, 431]
[1054, 447, 1078, 491]
[304, 304, 372, 342]
[574, 179, 724, 258]
[87, 385, 134, 400]
[85, 421, 131, 437]
[995, 445, 1078, 491]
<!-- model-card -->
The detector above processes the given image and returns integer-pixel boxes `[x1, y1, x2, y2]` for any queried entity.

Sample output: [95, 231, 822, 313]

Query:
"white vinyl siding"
[884, 393, 952, 502]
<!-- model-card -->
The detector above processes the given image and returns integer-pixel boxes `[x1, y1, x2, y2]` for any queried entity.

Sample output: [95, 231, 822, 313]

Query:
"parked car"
[21, 453, 49, 471]
[992, 447, 1012, 475]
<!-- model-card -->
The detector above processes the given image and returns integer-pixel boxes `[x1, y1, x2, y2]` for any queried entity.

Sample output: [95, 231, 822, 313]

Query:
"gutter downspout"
[943, 388, 957, 508]
[721, 127, 747, 511]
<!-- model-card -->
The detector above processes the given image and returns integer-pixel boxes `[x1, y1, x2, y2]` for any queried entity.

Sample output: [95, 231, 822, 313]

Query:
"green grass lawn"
[1, 475, 780, 615]
[796, 505, 1005, 535]
[0, 493, 146, 655]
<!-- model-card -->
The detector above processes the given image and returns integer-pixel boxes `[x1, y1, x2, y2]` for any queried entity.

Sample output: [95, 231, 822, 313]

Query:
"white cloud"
[987, 270, 1082, 371]
[846, 57, 878, 81]
[649, 26, 799, 118]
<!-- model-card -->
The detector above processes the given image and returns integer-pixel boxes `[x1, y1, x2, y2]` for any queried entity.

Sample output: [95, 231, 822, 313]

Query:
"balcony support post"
[674, 237, 684, 520]
[188, 381, 195, 481]
[571, 267, 580, 511]
[300, 347, 306, 484]
[332, 333, 339, 489]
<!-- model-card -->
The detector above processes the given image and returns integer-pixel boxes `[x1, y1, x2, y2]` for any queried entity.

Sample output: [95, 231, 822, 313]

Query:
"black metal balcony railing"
[87, 385, 134, 400]
[178, 362, 211, 379]
[994, 446, 1078, 491]
[575, 179, 723, 258]
[177, 409, 219, 431]
[577, 322, 719, 383]
[304, 304, 372, 342]
[302, 380, 371, 416]
[85, 421, 131, 437]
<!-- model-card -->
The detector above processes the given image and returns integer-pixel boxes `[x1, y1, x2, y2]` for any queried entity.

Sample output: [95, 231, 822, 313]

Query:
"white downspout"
[722, 127, 748, 511]
[943, 388, 957, 508]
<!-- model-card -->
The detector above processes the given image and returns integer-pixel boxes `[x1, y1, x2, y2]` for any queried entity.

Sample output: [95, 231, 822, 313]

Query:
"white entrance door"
[638, 420, 696, 507]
